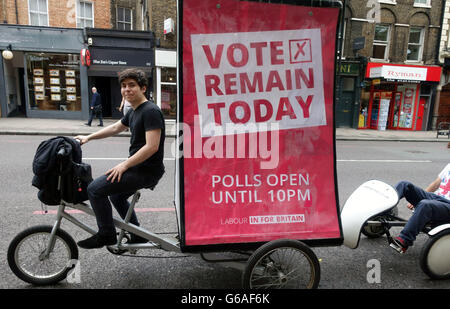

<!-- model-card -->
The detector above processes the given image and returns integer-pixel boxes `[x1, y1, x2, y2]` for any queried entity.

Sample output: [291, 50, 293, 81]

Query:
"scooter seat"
[341, 180, 399, 249]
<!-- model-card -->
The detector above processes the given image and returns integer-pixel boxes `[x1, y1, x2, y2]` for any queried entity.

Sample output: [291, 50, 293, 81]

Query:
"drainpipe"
[2, 0, 7, 23]
[14, 0, 18, 24]
[430, 0, 447, 130]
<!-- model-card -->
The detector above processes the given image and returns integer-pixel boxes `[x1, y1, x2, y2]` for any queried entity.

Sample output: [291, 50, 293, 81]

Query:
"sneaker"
[98, 124, 103, 127]
[390, 236, 408, 254]
[84, 123, 91, 126]
[128, 233, 148, 244]
[77, 233, 117, 249]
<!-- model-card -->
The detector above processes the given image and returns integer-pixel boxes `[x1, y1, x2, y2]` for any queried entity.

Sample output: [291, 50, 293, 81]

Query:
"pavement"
[0, 117, 449, 142]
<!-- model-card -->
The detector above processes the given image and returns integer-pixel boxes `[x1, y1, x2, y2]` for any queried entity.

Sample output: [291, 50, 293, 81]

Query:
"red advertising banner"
[178, 0, 342, 249]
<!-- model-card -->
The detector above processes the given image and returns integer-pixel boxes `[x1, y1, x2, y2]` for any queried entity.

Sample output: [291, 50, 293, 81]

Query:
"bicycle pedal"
[389, 243, 405, 254]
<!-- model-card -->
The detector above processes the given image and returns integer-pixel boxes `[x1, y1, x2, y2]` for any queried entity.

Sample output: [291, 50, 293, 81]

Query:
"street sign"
[353, 37, 365, 51]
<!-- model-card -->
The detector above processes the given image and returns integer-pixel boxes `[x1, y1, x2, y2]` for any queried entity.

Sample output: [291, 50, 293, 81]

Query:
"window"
[407, 27, 424, 61]
[372, 24, 391, 60]
[77, 1, 94, 28]
[29, 0, 48, 26]
[160, 67, 177, 119]
[414, 0, 431, 6]
[26, 53, 81, 112]
[117, 7, 133, 30]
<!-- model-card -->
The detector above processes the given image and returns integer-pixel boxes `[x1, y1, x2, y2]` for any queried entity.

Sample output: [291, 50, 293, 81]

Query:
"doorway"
[89, 77, 122, 119]
[336, 77, 356, 127]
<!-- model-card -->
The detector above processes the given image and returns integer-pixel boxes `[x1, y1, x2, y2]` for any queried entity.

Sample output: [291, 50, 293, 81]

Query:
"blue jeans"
[87, 166, 164, 235]
[395, 181, 450, 246]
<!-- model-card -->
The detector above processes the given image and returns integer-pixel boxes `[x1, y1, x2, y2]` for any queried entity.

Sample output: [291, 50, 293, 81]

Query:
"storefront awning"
[366, 62, 442, 83]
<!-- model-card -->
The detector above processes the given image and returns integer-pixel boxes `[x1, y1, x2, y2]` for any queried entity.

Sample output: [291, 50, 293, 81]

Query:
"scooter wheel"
[420, 229, 450, 280]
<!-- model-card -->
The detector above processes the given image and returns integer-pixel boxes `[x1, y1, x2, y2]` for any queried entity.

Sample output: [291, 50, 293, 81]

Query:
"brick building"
[338, 0, 444, 131]
[0, 0, 111, 28]
[437, 0, 450, 125]
[0, 0, 155, 120]
[142, 0, 177, 119]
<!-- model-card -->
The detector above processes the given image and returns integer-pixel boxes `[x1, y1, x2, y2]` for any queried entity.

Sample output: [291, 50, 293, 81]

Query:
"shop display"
[33, 69, 43, 76]
[50, 78, 60, 85]
[26, 53, 81, 112]
[377, 99, 390, 130]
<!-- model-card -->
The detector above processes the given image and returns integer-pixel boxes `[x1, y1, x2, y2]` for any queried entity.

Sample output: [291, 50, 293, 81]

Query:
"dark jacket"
[32, 136, 82, 178]
[32, 136, 88, 205]
[90, 92, 102, 108]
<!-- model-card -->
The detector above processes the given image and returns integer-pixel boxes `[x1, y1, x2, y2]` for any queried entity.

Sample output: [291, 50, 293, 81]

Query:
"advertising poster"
[178, 0, 342, 249]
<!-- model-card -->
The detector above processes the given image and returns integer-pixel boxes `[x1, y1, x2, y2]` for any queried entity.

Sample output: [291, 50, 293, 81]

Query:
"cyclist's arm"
[75, 120, 127, 145]
[425, 177, 441, 193]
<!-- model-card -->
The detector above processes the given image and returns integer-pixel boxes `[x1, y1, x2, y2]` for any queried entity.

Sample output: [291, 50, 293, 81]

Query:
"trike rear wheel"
[7, 225, 78, 285]
[242, 239, 320, 289]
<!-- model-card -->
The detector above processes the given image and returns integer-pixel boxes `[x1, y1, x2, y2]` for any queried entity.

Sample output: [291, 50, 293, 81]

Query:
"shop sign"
[339, 63, 359, 75]
[164, 18, 174, 34]
[89, 48, 153, 67]
[179, 0, 341, 247]
[80, 49, 91, 67]
[369, 65, 427, 81]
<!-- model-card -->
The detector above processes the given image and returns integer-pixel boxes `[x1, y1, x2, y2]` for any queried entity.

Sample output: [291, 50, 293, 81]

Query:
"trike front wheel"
[7, 225, 78, 285]
[242, 239, 320, 289]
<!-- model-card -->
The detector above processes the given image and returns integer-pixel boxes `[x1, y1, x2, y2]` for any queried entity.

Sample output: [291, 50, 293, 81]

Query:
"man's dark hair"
[118, 68, 148, 88]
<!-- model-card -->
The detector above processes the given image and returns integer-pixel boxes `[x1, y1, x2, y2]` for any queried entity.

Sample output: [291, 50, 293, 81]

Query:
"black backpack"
[32, 137, 92, 205]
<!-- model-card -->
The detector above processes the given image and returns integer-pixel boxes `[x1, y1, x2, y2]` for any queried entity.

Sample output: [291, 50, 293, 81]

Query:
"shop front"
[336, 61, 363, 128]
[155, 49, 177, 120]
[0, 25, 88, 119]
[85, 28, 154, 119]
[358, 62, 441, 131]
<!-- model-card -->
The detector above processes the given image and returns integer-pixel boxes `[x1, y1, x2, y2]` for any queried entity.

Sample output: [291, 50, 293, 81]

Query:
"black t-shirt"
[121, 101, 165, 173]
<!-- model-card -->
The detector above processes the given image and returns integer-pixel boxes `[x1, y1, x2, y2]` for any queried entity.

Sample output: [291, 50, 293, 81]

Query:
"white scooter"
[341, 180, 450, 280]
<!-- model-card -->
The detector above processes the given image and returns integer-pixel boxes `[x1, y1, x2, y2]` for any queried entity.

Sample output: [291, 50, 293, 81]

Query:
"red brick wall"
[0, 0, 111, 28]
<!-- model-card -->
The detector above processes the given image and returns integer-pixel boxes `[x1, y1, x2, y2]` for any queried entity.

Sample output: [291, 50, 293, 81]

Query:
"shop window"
[372, 24, 390, 60]
[359, 84, 371, 128]
[26, 53, 81, 112]
[117, 7, 133, 30]
[342, 77, 354, 92]
[160, 67, 177, 119]
[407, 27, 424, 62]
[77, 1, 94, 28]
[29, 0, 48, 26]
[396, 85, 417, 129]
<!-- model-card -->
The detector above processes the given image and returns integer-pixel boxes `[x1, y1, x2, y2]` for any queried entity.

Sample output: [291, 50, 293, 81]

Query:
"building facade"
[338, 0, 444, 131]
[0, 0, 155, 120]
[142, 0, 177, 120]
[437, 0, 450, 126]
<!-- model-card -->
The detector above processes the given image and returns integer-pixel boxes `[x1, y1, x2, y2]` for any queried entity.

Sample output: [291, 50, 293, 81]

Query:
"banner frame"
[176, 0, 344, 253]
